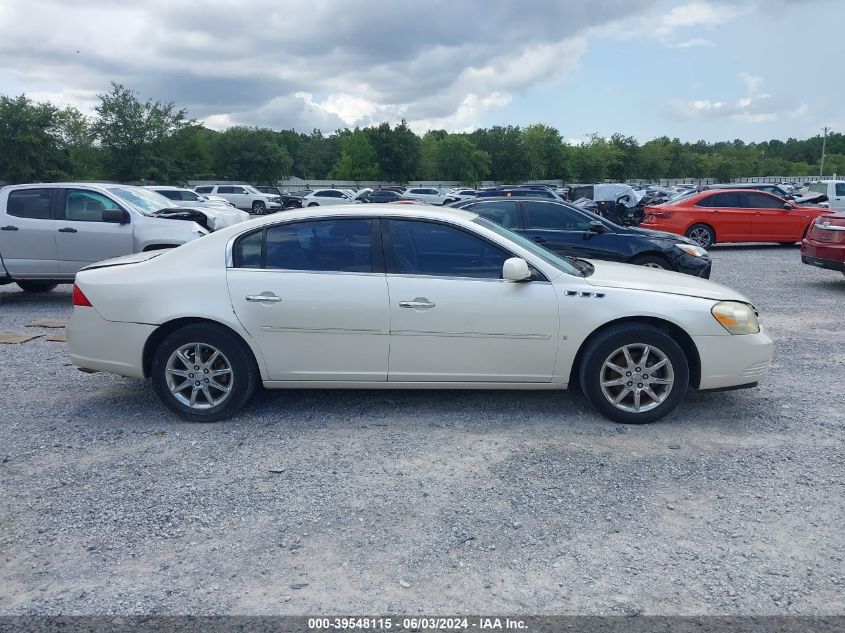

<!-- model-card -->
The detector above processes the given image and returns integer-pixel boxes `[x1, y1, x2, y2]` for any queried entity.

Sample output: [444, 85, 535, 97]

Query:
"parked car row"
[0, 183, 249, 293]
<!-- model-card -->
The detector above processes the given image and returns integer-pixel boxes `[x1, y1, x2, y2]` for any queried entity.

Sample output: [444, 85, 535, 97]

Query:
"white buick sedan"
[67, 206, 773, 424]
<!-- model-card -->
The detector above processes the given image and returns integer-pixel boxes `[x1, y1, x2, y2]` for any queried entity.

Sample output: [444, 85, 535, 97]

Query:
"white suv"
[194, 184, 282, 214]
[301, 189, 360, 207]
[403, 187, 456, 205]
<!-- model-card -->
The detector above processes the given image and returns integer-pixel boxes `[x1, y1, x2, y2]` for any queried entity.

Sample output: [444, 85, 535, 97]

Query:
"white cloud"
[671, 38, 716, 48]
[0, 0, 653, 133]
[667, 73, 786, 123]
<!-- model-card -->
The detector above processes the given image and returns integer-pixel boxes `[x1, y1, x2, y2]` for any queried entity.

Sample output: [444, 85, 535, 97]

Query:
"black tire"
[630, 254, 670, 270]
[151, 323, 258, 422]
[684, 223, 716, 249]
[251, 200, 267, 215]
[16, 281, 58, 293]
[778, 241, 797, 246]
[578, 324, 690, 424]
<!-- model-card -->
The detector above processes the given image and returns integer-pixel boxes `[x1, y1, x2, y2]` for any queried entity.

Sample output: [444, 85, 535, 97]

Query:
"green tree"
[329, 129, 380, 181]
[213, 126, 293, 183]
[0, 95, 69, 183]
[522, 124, 565, 180]
[56, 107, 101, 179]
[433, 135, 490, 184]
[366, 120, 420, 182]
[94, 82, 189, 181]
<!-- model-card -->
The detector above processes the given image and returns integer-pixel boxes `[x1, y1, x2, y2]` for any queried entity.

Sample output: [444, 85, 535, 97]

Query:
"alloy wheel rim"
[600, 344, 674, 413]
[689, 228, 711, 248]
[643, 262, 665, 269]
[165, 343, 233, 409]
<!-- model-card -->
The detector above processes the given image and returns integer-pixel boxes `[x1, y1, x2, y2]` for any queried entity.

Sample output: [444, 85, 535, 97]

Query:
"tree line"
[1, 83, 842, 186]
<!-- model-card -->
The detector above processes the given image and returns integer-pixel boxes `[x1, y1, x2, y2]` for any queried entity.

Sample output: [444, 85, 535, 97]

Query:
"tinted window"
[156, 190, 181, 200]
[195, 186, 213, 193]
[314, 190, 331, 197]
[524, 201, 591, 230]
[217, 186, 235, 194]
[388, 219, 509, 279]
[742, 192, 784, 209]
[6, 189, 52, 219]
[469, 200, 519, 229]
[836, 183, 845, 197]
[231, 187, 247, 195]
[264, 219, 372, 272]
[408, 189, 423, 194]
[64, 190, 121, 222]
[235, 230, 263, 268]
[181, 191, 200, 201]
[697, 192, 742, 208]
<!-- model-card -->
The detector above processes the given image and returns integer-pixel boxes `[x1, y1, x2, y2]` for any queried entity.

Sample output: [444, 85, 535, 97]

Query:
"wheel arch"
[142, 317, 261, 379]
[568, 316, 702, 390]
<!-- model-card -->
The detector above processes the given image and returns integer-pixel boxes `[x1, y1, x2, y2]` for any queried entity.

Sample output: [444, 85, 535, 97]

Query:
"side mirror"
[103, 209, 129, 224]
[502, 257, 531, 282]
[588, 220, 606, 234]
[783, 202, 795, 210]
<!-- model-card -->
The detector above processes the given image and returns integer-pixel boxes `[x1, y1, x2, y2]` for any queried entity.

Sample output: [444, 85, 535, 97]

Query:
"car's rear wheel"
[251, 201, 266, 215]
[151, 323, 258, 422]
[685, 224, 716, 249]
[631, 254, 670, 269]
[579, 324, 689, 424]
[16, 281, 58, 293]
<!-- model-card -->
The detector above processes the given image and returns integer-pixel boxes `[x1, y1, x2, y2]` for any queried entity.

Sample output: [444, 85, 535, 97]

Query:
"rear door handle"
[246, 294, 282, 303]
[399, 299, 435, 309]
[533, 236, 547, 243]
[1, 225, 18, 231]
[58, 227, 78, 233]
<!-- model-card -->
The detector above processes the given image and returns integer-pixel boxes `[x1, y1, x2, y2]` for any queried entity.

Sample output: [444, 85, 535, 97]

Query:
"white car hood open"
[181, 206, 250, 230]
[583, 259, 750, 303]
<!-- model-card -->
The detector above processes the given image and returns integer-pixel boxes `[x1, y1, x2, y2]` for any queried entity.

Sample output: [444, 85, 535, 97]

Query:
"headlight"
[676, 243, 707, 257]
[711, 301, 760, 335]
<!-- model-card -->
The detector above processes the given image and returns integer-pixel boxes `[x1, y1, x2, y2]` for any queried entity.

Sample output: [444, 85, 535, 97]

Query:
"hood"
[178, 206, 250, 230]
[583, 259, 750, 302]
[621, 225, 695, 243]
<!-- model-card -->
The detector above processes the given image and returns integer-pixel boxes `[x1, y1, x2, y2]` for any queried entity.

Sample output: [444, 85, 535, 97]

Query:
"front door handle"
[58, 227, 78, 233]
[1, 225, 18, 231]
[245, 294, 282, 303]
[399, 299, 435, 309]
[533, 236, 547, 243]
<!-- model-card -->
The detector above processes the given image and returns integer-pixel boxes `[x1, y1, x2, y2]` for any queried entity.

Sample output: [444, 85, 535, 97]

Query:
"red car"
[801, 214, 845, 276]
[641, 189, 829, 249]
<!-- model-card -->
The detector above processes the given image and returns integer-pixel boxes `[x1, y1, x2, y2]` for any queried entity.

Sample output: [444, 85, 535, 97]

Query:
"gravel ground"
[1, 245, 843, 616]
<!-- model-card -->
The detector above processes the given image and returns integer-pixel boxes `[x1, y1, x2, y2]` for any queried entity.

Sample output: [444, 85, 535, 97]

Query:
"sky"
[0, 0, 841, 143]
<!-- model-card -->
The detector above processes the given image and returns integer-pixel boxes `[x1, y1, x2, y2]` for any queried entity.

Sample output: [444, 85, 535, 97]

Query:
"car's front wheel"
[151, 323, 258, 422]
[579, 324, 689, 424]
[16, 281, 58, 293]
[251, 201, 267, 214]
[631, 254, 670, 269]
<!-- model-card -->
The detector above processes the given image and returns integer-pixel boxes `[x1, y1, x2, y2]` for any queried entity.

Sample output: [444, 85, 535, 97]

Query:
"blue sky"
[0, 0, 840, 143]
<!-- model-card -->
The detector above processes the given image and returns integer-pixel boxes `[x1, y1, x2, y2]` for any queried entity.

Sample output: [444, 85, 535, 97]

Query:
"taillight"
[649, 210, 675, 219]
[72, 284, 92, 307]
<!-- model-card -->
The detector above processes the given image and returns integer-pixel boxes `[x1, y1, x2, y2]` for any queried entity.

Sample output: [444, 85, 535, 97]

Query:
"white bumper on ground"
[694, 329, 774, 390]
[67, 307, 156, 378]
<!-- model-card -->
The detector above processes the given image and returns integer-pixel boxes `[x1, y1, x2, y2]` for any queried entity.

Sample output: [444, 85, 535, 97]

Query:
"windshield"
[243, 185, 261, 195]
[472, 216, 584, 277]
[107, 186, 174, 215]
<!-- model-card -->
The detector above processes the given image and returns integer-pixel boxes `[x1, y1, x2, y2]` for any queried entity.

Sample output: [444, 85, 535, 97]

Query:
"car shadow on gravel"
[0, 289, 72, 305]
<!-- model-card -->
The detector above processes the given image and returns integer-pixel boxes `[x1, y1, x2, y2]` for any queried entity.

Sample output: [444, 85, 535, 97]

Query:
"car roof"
[241, 203, 478, 226]
[144, 185, 187, 190]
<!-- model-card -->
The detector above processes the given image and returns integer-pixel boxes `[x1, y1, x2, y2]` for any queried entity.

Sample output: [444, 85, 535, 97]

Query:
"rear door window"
[524, 201, 591, 230]
[469, 200, 519, 229]
[742, 192, 784, 209]
[234, 219, 373, 273]
[6, 189, 53, 219]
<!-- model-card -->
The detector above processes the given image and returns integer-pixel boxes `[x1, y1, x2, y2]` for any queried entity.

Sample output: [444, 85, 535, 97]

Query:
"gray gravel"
[1, 245, 843, 615]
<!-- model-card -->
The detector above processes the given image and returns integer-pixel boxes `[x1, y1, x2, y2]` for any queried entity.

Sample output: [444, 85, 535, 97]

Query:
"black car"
[359, 190, 406, 203]
[254, 185, 303, 209]
[451, 197, 712, 277]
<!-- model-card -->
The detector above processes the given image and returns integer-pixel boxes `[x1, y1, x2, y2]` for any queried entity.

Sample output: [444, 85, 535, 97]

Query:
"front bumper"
[68, 307, 155, 378]
[801, 240, 845, 272]
[671, 252, 712, 278]
[693, 330, 774, 390]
